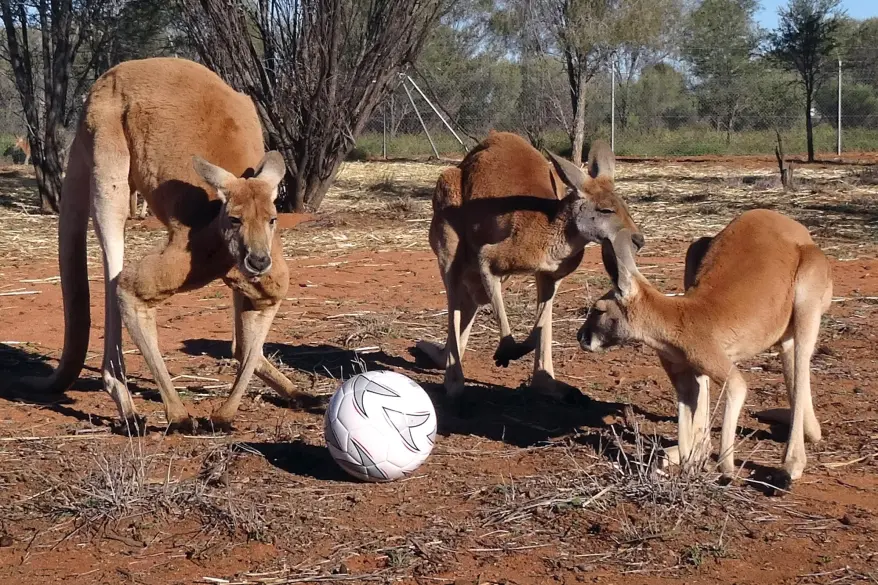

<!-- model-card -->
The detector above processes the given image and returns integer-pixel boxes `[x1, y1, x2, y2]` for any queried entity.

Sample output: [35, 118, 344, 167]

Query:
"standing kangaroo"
[579, 210, 832, 486]
[15, 57, 301, 432]
[417, 132, 643, 399]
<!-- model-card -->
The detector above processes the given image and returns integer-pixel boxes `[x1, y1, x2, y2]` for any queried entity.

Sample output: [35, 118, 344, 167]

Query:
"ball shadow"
[244, 440, 360, 483]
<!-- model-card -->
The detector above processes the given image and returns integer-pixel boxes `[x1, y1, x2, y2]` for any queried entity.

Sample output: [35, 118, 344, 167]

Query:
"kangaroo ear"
[254, 151, 286, 190]
[193, 156, 236, 202]
[586, 139, 615, 182]
[546, 150, 587, 191]
[601, 229, 640, 298]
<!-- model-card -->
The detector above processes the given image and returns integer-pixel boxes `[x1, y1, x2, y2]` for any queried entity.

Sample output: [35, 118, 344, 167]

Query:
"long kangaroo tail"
[22, 125, 92, 393]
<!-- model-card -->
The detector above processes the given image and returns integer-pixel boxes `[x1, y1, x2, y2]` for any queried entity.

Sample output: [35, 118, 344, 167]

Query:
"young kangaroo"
[417, 131, 643, 399]
[15, 57, 301, 432]
[579, 209, 832, 488]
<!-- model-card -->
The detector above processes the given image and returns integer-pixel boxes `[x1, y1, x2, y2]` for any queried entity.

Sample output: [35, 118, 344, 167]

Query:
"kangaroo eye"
[228, 216, 242, 225]
[597, 208, 615, 214]
[269, 217, 277, 226]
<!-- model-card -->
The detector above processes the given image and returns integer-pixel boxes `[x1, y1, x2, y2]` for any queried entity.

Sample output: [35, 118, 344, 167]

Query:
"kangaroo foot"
[494, 336, 534, 367]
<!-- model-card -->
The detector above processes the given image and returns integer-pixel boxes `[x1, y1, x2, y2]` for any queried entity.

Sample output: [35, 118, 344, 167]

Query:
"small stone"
[0, 535, 13, 547]
[841, 514, 856, 526]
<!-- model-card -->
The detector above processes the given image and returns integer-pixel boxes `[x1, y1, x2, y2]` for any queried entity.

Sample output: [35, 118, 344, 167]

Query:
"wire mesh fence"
[358, 49, 878, 160]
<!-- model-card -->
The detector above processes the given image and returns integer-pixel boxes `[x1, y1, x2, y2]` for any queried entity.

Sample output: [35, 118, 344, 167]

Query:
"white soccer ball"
[324, 370, 437, 482]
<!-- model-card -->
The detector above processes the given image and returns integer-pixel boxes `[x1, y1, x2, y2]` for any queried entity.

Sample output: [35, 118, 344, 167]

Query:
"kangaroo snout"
[577, 323, 594, 352]
[244, 252, 272, 275]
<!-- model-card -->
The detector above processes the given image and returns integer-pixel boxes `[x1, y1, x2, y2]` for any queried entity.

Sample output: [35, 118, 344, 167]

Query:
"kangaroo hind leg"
[782, 245, 831, 482]
[230, 292, 302, 403]
[91, 129, 140, 430]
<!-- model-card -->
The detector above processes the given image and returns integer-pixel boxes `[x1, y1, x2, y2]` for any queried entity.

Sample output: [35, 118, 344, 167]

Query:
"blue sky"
[756, 0, 878, 30]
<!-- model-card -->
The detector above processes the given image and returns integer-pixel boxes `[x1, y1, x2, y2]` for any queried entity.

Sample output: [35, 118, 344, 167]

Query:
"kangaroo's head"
[546, 141, 644, 251]
[193, 152, 286, 279]
[14, 135, 27, 151]
[578, 228, 642, 352]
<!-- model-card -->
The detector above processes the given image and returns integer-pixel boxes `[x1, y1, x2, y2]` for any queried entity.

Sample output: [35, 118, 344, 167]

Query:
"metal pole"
[837, 58, 842, 156]
[402, 79, 440, 159]
[610, 64, 616, 152]
[405, 75, 466, 150]
[382, 102, 387, 160]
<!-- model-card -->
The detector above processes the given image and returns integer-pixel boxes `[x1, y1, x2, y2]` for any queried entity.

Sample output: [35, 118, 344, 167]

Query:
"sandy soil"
[0, 157, 876, 585]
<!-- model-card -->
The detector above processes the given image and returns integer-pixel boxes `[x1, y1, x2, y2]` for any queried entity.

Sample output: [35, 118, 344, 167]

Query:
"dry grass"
[5, 440, 273, 546]
[4, 158, 877, 266]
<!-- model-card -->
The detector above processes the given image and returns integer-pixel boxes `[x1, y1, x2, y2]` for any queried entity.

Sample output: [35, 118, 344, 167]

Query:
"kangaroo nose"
[632, 232, 645, 251]
[577, 324, 591, 350]
[245, 253, 272, 274]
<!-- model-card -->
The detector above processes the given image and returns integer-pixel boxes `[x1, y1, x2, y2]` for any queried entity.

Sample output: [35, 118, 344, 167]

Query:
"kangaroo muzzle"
[244, 252, 272, 276]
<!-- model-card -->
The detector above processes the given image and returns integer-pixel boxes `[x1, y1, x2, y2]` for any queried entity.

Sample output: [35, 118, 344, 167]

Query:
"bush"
[815, 82, 878, 129]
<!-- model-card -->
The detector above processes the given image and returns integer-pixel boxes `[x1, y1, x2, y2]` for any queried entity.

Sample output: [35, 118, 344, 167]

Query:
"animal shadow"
[181, 338, 440, 385]
[0, 342, 104, 400]
[180, 339, 675, 450]
[0, 343, 167, 429]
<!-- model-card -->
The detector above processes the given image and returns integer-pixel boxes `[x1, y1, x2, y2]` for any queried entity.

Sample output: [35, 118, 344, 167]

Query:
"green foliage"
[355, 125, 878, 159]
[769, 0, 845, 160]
[355, 132, 469, 159]
[839, 18, 878, 89]
[416, 11, 522, 134]
[0, 134, 18, 160]
[683, 0, 762, 80]
[682, 0, 763, 133]
[625, 63, 697, 131]
[769, 0, 844, 92]
[815, 82, 878, 128]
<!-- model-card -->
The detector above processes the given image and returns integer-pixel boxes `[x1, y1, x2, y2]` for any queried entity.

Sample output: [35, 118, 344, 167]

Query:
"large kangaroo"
[16, 57, 301, 432]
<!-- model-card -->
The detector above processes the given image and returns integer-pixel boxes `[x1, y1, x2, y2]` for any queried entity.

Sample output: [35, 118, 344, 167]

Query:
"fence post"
[382, 102, 387, 160]
[610, 63, 616, 153]
[406, 75, 466, 150]
[401, 78, 440, 159]
[837, 58, 842, 156]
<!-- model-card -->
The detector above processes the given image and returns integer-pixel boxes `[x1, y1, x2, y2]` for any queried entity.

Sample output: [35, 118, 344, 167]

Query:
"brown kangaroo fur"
[579, 209, 833, 488]
[417, 131, 643, 399]
[16, 57, 301, 432]
[14, 135, 30, 166]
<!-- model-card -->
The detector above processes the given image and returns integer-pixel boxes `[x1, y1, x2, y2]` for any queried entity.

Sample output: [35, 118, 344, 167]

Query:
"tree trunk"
[33, 163, 60, 213]
[775, 129, 795, 191]
[805, 92, 815, 163]
[286, 173, 304, 214]
[304, 163, 341, 212]
[571, 76, 588, 165]
[0, 0, 77, 214]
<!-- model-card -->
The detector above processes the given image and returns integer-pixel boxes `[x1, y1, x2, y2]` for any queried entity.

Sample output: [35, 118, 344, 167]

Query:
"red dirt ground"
[1, 159, 877, 584]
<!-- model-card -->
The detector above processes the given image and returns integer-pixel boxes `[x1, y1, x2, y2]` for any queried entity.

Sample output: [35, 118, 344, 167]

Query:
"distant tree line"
[408, 0, 874, 164]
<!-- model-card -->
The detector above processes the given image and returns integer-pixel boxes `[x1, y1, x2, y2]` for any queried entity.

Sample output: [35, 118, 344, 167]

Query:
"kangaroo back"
[458, 131, 563, 202]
